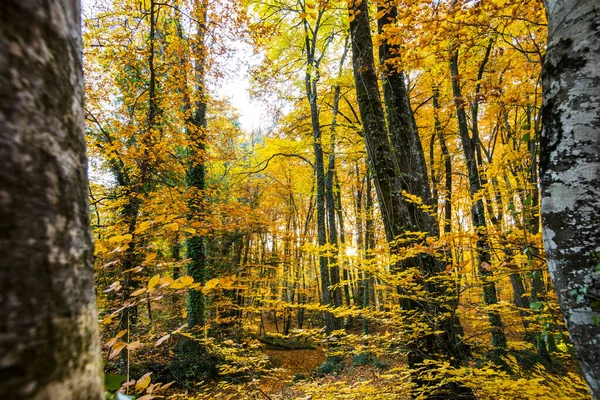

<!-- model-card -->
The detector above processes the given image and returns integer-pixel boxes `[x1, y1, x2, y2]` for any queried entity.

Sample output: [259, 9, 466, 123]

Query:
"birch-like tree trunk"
[0, 1, 103, 398]
[541, 1, 600, 398]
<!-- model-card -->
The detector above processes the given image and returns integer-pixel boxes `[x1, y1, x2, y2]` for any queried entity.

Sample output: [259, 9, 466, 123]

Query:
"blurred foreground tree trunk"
[0, 1, 103, 398]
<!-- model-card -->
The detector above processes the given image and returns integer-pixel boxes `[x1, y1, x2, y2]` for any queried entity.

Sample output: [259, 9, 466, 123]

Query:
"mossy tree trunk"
[186, 0, 209, 330]
[0, 1, 103, 397]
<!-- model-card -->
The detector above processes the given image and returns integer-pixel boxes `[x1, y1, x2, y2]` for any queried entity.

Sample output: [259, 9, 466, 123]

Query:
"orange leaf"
[127, 341, 144, 351]
[155, 380, 175, 392]
[130, 288, 147, 297]
[135, 372, 152, 392]
[109, 341, 127, 360]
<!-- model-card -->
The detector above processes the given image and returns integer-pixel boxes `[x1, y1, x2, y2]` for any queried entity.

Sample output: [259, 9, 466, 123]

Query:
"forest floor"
[260, 349, 407, 399]
[253, 319, 408, 399]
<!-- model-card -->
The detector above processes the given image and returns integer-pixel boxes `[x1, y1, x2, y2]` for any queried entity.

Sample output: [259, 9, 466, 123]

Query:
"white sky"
[217, 66, 264, 133]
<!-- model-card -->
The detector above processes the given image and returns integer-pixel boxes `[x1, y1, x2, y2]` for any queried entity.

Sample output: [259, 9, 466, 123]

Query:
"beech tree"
[540, 0, 600, 398]
[0, 1, 103, 398]
[348, 0, 471, 396]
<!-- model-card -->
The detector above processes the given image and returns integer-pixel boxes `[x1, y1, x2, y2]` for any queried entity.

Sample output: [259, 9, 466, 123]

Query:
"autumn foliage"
[83, 0, 591, 398]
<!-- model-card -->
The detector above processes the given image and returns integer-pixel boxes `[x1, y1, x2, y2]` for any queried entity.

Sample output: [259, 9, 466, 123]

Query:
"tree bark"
[450, 48, 507, 351]
[541, 1, 600, 397]
[378, 5, 433, 222]
[325, 40, 350, 326]
[0, 1, 103, 398]
[433, 87, 452, 235]
[349, 0, 471, 391]
[301, 11, 336, 333]
[186, 0, 209, 330]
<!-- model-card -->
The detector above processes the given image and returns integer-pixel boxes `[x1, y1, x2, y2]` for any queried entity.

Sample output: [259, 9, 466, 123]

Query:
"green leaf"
[105, 374, 126, 392]
[530, 301, 543, 311]
[521, 133, 530, 142]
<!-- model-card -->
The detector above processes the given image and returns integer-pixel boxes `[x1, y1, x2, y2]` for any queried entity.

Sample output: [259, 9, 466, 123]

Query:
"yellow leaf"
[134, 221, 152, 234]
[171, 275, 193, 289]
[159, 276, 174, 287]
[109, 341, 127, 360]
[166, 222, 179, 231]
[181, 227, 196, 234]
[143, 252, 157, 265]
[108, 234, 133, 244]
[179, 275, 193, 286]
[204, 278, 220, 291]
[135, 372, 152, 392]
[148, 274, 160, 289]
[219, 276, 235, 286]
[131, 288, 147, 297]
[94, 242, 107, 255]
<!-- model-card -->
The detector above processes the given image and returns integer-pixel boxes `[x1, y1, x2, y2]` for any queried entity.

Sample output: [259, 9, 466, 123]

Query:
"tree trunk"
[433, 88, 453, 235]
[185, 0, 209, 330]
[378, 5, 433, 219]
[0, 1, 103, 398]
[349, 1, 471, 393]
[325, 41, 350, 328]
[302, 16, 335, 333]
[540, 1, 600, 397]
[450, 48, 507, 351]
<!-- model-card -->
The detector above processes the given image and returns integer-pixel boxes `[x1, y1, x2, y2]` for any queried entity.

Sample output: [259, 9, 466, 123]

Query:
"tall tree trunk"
[450, 48, 507, 351]
[363, 168, 376, 334]
[302, 15, 335, 333]
[378, 5, 433, 219]
[349, 0, 471, 392]
[0, 1, 103, 397]
[433, 87, 453, 235]
[186, 0, 208, 329]
[325, 40, 350, 328]
[541, 1, 600, 397]
[119, 0, 159, 373]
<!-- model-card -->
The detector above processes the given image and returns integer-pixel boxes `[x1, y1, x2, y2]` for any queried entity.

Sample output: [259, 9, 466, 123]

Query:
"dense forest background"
[79, 0, 594, 398]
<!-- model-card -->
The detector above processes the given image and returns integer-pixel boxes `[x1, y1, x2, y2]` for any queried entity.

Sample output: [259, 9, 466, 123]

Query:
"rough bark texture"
[0, 1, 103, 398]
[540, 1, 600, 398]
[378, 5, 433, 227]
[349, 0, 411, 244]
[349, 1, 471, 393]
